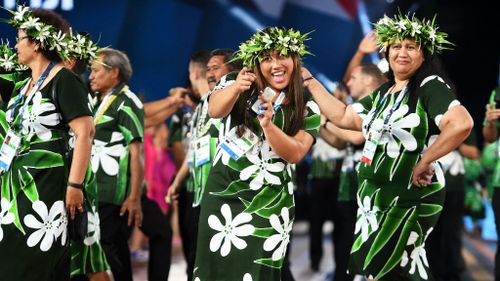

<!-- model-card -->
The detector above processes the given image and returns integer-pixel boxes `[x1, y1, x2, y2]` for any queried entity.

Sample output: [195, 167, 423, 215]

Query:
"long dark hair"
[384, 43, 456, 106]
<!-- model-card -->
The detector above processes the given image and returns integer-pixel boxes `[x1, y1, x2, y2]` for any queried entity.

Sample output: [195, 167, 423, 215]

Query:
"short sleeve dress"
[0, 68, 92, 281]
[193, 73, 320, 281]
[348, 75, 460, 281]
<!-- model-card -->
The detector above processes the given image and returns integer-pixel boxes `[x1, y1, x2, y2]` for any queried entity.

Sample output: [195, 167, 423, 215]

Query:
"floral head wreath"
[231, 27, 313, 68]
[4, 5, 100, 63]
[66, 30, 100, 63]
[373, 13, 453, 55]
[0, 40, 28, 71]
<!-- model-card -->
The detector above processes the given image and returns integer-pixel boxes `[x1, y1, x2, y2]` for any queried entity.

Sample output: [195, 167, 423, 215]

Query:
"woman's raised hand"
[234, 67, 256, 94]
[257, 94, 274, 129]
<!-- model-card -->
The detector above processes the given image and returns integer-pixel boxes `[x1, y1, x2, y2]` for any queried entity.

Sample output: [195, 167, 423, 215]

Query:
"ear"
[110, 67, 120, 80]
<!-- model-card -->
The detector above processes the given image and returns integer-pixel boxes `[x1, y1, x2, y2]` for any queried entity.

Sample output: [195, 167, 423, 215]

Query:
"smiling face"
[258, 50, 294, 92]
[388, 38, 425, 81]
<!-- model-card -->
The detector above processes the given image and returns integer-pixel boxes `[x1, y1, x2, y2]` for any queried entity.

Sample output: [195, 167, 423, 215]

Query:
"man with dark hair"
[167, 48, 241, 281]
[89, 48, 144, 281]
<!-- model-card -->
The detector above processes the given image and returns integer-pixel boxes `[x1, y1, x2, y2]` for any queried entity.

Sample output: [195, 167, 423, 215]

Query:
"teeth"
[272, 71, 284, 76]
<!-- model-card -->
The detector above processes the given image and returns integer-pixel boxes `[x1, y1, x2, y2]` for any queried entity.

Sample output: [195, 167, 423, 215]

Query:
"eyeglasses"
[15, 35, 30, 43]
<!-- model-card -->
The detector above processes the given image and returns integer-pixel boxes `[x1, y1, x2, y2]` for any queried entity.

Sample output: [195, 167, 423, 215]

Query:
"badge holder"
[360, 129, 382, 166]
[219, 126, 259, 161]
[195, 135, 211, 167]
[0, 129, 22, 172]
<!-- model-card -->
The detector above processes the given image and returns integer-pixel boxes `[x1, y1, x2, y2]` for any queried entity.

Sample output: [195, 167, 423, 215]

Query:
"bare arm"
[483, 103, 500, 142]
[66, 116, 95, 220]
[208, 67, 255, 118]
[120, 140, 144, 227]
[144, 90, 184, 117]
[319, 126, 347, 149]
[343, 31, 378, 82]
[413, 106, 474, 186]
[144, 103, 181, 129]
[459, 143, 480, 160]
[324, 121, 365, 145]
[303, 68, 363, 130]
[167, 157, 190, 201]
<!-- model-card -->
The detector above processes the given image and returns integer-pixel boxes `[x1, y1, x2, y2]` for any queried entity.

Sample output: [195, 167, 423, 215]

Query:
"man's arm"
[120, 140, 144, 227]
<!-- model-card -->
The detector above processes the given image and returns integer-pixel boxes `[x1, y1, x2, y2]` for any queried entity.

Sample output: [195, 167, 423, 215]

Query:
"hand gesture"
[166, 182, 180, 202]
[412, 160, 434, 188]
[485, 103, 500, 123]
[233, 67, 256, 94]
[257, 94, 274, 129]
[358, 31, 378, 54]
[66, 186, 84, 220]
[120, 196, 143, 227]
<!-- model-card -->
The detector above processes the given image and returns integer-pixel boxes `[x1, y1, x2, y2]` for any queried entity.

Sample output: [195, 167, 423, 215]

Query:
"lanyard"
[366, 85, 407, 133]
[272, 91, 286, 112]
[10, 62, 55, 129]
[94, 83, 127, 124]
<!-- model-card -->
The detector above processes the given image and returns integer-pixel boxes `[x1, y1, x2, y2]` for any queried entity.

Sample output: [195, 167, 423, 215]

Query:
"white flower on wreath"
[91, 135, 126, 176]
[400, 227, 434, 280]
[22, 91, 61, 141]
[20, 16, 40, 30]
[24, 200, 65, 252]
[263, 207, 293, 261]
[208, 204, 255, 257]
[0, 198, 15, 242]
[396, 20, 407, 32]
[50, 31, 68, 52]
[14, 6, 30, 22]
[35, 25, 51, 44]
[410, 21, 422, 37]
[368, 102, 420, 158]
[84, 206, 101, 246]
[240, 141, 284, 190]
[355, 194, 379, 243]
[0, 53, 16, 71]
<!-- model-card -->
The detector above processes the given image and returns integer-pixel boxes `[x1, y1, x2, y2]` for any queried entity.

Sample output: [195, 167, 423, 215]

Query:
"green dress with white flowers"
[193, 74, 320, 281]
[348, 75, 459, 281]
[0, 68, 92, 280]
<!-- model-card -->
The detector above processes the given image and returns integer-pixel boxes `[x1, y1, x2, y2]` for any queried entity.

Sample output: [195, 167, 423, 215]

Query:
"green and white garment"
[91, 85, 144, 206]
[189, 94, 220, 207]
[193, 74, 320, 281]
[338, 143, 363, 202]
[348, 75, 459, 281]
[308, 137, 345, 179]
[484, 86, 500, 190]
[0, 68, 91, 280]
[69, 92, 109, 276]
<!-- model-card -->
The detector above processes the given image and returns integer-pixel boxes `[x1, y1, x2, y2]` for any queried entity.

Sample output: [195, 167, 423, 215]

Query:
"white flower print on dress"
[240, 142, 284, 190]
[355, 194, 379, 243]
[91, 134, 126, 176]
[286, 164, 295, 195]
[84, 207, 101, 246]
[368, 101, 420, 158]
[208, 204, 255, 257]
[24, 200, 65, 252]
[263, 207, 293, 261]
[55, 211, 68, 246]
[213, 116, 232, 166]
[0, 198, 15, 242]
[243, 273, 253, 281]
[22, 92, 61, 141]
[400, 228, 434, 280]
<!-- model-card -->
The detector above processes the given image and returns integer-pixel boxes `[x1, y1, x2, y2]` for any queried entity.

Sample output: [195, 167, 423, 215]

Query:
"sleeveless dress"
[0, 68, 91, 280]
[193, 74, 320, 281]
[348, 76, 459, 281]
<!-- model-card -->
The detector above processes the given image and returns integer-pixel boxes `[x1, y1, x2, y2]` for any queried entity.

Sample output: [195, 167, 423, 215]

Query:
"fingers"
[119, 204, 127, 216]
[135, 212, 143, 227]
[69, 205, 76, 220]
[128, 210, 134, 226]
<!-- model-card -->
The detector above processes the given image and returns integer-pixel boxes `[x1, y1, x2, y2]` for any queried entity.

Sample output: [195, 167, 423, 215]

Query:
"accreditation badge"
[361, 129, 382, 166]
[219, 126, 259, 161]
[195, 135, 210, 167]
[0, 129, 22, 172]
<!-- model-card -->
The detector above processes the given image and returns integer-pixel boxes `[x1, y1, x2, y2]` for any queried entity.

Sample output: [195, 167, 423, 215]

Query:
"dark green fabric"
[0, 68, 91, 281]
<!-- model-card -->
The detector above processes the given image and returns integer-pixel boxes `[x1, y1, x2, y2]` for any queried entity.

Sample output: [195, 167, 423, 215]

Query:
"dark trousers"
[333, 200, 357, 281]
[139, 194, 173, 281]
[427, 189, 466, 281]
[99, 204, 133, 281]
[492, 190, 500, 281]
[178, 188, 200, 281]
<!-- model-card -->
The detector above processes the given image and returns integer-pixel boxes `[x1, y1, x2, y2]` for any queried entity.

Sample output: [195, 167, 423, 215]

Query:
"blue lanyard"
[366, 85, 407, 132]
[10, 62, 55, 129]
[272, 91, 286, 112]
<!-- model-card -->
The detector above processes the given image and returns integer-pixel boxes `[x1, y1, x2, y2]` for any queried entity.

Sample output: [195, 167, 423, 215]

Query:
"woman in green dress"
[0, 7, 94, 281]
[305, 14, 473, 280]
[192, 27, 320, 281]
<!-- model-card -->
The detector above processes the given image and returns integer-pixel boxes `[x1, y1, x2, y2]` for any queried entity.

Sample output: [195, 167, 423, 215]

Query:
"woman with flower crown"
[0, 7, 94, 281]
[192, 27, 320, 280]
[303, 13, 473, 280]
